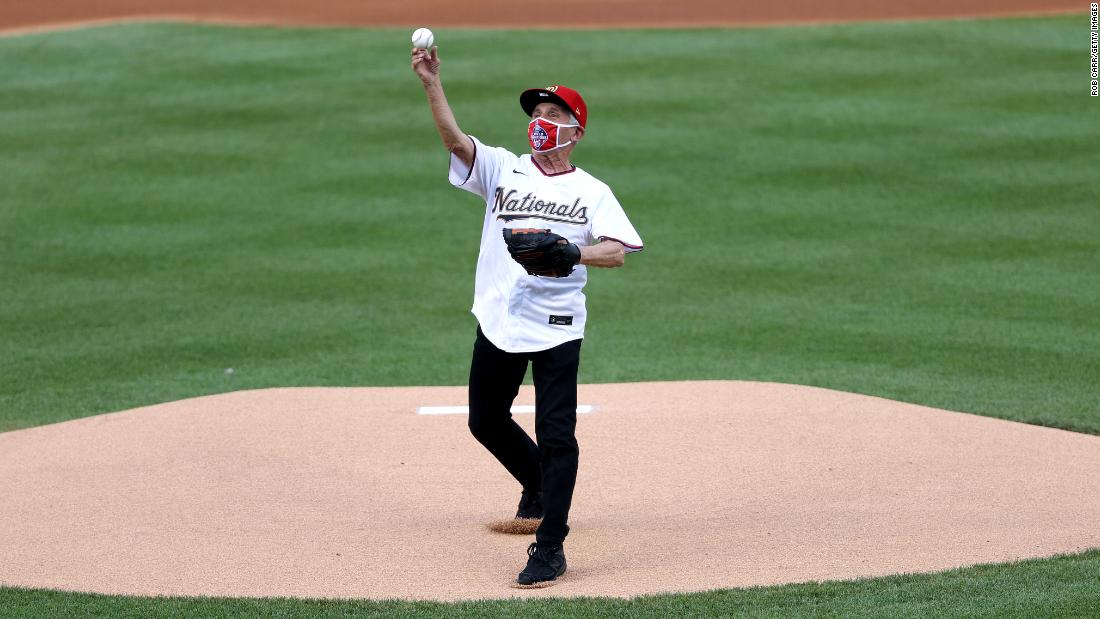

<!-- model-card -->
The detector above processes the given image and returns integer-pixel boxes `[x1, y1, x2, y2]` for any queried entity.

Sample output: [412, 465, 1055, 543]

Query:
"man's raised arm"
[411, 46, 474, 168]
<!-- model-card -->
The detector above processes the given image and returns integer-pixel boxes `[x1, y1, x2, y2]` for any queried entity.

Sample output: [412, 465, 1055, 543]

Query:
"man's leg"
[467, 325, 542, 492]
[530, 338, 583, 545]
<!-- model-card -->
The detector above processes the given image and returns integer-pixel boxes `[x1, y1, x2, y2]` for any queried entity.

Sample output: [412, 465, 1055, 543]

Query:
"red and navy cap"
[520, 85, 587, 128]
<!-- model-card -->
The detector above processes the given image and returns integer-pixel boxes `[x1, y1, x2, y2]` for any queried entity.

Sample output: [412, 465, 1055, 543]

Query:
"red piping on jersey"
[532, 157, 576, 177]
[455, 135, 476, 185]
[597, 236, 644, 252]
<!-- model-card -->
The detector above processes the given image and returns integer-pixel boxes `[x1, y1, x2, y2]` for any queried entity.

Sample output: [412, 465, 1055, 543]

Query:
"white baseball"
[411, 27, 434, 50]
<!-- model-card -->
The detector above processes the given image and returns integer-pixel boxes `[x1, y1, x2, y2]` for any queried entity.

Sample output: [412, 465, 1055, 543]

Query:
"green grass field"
[1, 14, 1097, 617]
[3, 550, 1099, 618]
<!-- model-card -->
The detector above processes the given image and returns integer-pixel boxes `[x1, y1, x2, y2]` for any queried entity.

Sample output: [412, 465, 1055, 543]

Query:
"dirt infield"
[0, 0, 1083, 33]
[1, 381, 1098, 601]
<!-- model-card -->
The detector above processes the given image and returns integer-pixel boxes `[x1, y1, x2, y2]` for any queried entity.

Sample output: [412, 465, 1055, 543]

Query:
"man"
[411, 45, 643, 588]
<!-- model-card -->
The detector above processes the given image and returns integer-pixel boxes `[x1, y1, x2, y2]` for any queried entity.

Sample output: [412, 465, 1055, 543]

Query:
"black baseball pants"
[467, 325, 582, 546]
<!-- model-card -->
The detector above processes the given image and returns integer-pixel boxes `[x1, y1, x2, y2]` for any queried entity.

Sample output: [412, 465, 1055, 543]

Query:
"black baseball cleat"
[513, 542, 566, 588]
[516, 490, 544, 520]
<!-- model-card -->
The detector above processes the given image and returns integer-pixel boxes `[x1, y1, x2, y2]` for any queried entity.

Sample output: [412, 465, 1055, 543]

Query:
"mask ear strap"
[536, 117, 579, 129]
[539, 139, 573, 152]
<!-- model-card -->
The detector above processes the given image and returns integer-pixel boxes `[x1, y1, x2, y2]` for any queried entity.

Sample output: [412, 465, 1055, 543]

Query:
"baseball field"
[1, 1, 1099, 616]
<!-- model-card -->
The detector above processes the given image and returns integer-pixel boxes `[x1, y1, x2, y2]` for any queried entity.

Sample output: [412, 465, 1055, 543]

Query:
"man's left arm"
[584, 188, 643, 268]
[579, 240, 625, 268]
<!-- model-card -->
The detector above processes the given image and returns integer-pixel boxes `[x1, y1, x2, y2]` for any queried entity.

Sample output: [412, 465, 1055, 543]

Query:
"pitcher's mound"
[1, 381, 1098, 601]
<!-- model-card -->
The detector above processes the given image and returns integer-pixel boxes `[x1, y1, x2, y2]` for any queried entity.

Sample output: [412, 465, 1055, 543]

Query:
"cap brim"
[520, 89, 573, 119]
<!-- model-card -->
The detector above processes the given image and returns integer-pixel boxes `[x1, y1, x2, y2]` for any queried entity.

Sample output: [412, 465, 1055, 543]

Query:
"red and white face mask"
[528, 116, 580, 152]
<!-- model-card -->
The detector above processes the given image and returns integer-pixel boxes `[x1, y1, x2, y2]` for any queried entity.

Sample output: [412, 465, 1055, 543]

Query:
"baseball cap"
[520, 85, 588, 128]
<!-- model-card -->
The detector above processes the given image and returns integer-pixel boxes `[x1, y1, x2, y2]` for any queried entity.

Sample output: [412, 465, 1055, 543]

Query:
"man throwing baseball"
[411, 44, 643, 588]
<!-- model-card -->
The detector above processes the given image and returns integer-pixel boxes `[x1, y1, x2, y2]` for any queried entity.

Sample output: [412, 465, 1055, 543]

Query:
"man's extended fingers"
[410, 47, 438, 76]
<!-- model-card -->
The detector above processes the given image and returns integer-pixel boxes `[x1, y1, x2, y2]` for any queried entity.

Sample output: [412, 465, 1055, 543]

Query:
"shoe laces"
[527, 542, 559, 560]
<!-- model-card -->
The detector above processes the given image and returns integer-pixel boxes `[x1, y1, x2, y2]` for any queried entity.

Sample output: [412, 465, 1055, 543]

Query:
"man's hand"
[411, 46, 440, 85]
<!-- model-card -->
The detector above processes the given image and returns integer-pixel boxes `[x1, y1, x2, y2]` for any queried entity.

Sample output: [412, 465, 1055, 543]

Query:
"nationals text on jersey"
[492, 187, 590, 225]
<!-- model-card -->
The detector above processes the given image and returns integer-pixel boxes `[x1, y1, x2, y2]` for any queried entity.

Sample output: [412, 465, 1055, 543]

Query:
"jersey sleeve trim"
[597, 236, 644, 253]
[452, 135, 477, 186]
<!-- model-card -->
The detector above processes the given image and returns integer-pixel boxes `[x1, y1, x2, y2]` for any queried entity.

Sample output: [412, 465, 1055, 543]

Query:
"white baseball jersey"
[449, 135, 643, 353]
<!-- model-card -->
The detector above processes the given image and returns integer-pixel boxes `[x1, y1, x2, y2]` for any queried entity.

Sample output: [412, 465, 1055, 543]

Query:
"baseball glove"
[502, 228, 582, 278]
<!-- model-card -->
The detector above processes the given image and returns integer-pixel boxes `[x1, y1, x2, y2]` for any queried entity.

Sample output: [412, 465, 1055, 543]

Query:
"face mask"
[528, 116, 580, 152]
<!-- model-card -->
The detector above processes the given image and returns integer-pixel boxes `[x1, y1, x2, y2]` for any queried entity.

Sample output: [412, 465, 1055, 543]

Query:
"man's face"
[532, 102, 583, 146]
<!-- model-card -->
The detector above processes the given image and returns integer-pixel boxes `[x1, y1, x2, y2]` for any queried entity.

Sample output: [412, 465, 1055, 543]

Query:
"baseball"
[411, 27, 434, 50]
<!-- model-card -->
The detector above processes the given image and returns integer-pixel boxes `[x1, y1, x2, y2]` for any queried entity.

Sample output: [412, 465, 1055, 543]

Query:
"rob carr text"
[1093, 3, 1099, 96]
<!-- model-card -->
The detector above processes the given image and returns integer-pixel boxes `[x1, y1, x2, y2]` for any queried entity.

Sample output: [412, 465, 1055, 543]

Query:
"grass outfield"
[2, 550, 1099, 618]
[0, 15, 1096, 616]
